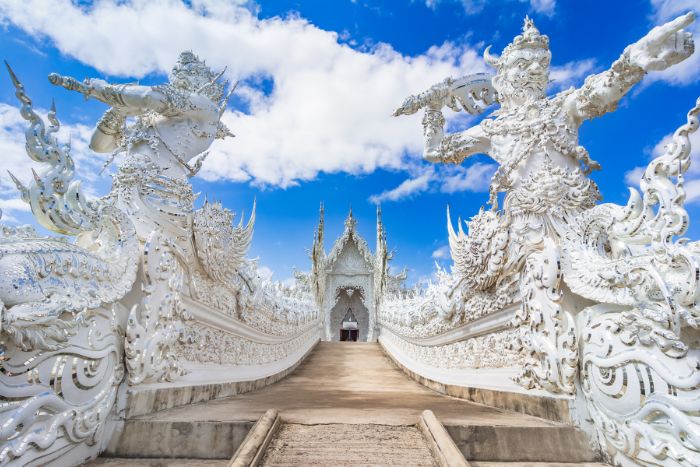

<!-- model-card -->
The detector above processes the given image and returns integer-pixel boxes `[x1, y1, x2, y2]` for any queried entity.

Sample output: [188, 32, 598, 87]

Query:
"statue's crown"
[169, 50, 228, 103]
[484, 16, 550, 69]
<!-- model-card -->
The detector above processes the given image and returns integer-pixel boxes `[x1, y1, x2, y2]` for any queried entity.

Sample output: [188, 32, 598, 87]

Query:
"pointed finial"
[522, 15, 542, 38]
[7, 170, 28, 194]
[4, 60, 21, 88]
[31, 168, 45, 190]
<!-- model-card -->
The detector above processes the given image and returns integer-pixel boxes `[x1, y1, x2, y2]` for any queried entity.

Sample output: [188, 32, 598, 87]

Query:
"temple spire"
[344, 205, 357, 231]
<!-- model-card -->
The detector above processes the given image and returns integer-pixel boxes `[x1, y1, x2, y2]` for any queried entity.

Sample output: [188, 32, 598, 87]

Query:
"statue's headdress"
[169, 51, 229, 103]
[169, 51, 236, 139]
[484, 16, 550, 70]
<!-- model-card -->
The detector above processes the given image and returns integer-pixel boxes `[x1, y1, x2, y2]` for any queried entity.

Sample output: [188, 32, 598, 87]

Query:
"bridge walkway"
[90, 342, 607, 466]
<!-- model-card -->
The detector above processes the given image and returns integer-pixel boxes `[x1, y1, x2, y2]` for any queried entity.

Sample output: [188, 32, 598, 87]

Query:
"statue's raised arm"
[565, 12, 695, 122]
[393, 73, 496, 164]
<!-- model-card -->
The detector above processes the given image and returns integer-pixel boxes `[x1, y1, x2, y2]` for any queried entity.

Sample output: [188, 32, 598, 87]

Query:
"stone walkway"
[137, 342, 560, 426]
[100, 342, 605, 465]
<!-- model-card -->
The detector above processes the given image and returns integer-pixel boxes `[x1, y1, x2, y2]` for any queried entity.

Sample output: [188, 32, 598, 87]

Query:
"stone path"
[97, 342, 606, 465]
[136, 342, 560, 426]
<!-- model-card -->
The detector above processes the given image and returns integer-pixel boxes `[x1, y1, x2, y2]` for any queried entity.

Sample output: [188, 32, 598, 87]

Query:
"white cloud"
[650, 0, 698, 22]
[368, 161, 496, 203]
[528, 0, 555, 15]
[624, 166, 646, 187]
[0, 0, 489, 188]
[431, 244, 450, 259]
[369, 167, 435, 203]
[549, 59, 597, 91]
[439, 162, 495, 193]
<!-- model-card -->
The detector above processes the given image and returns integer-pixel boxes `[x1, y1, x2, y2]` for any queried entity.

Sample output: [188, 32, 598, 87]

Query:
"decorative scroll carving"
[125, 229, 189, 385]
[385, 14, 699, 465]
[0, 305, 126, 466]
[1, 52, 321, 467]
[512, 238, 577, 394]
[177, 322, 318, 366]
[382, 327, 524, 369]
[0, 65, 139, 466]
[580, 307, 700, 466]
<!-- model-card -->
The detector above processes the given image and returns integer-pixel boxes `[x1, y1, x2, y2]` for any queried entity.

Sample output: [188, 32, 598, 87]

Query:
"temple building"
[307, 205, 405, 342]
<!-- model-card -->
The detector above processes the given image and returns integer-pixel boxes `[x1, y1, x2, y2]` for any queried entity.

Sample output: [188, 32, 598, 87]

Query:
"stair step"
[471, 463, 610, 467]
[260, 423, 437, 466]
[104, 420, 254, 459]
[446, 423, 599, 463]
[84, 459, 228, 466]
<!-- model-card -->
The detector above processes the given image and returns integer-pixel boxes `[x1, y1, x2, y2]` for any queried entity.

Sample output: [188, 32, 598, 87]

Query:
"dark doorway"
[339, 308, 359, 341]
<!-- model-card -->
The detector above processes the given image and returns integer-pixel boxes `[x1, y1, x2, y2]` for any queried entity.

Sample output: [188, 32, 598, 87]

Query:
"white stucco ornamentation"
[0, 53, 320, 466]
[385, 13, 700, 466]
[301, 206, 405, 342]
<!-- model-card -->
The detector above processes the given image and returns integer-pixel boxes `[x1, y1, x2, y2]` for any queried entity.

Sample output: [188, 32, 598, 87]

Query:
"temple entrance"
[330, 287, 369, 342]
[340, 308, 359, 341]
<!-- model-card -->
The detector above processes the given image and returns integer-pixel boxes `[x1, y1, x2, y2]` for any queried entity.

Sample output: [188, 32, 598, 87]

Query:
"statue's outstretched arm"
[48, 75, 173, 115]
[566, 12, 694, 122]
[422, 111, 490, 164]
[394, 73, 495, 164]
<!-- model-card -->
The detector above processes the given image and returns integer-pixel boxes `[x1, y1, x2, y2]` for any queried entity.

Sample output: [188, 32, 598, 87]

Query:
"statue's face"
[496, 48, 550, 105]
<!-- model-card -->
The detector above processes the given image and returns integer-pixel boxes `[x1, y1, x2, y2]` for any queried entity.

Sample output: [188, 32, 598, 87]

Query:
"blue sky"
[1, 0, 699, 284]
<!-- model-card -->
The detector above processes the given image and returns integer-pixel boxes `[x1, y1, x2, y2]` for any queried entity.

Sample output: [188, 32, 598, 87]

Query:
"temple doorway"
[340, 308, 359, 341]
[330, 287, 369, 342]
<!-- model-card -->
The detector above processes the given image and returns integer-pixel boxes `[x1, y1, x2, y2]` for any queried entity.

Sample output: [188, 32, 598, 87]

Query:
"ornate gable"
[325, 210, 375, 273]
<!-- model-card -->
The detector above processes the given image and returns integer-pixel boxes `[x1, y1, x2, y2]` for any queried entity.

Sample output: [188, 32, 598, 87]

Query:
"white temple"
[306, 205, 406, 342]
[1, 13, 700, 467]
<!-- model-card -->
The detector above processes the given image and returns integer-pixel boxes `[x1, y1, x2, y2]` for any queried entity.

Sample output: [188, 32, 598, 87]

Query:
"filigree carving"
[581, 307, 700, 466]
[512, 238, 577, 394]
[386, 15, 698, 465]
[193, 200, 255, 284]
[125, 229, 189, 384]
[382, 327, 524, 369]
[0, 304, 126, 466]
[1, 52, 322, 467]
[177, 322, 318, 366]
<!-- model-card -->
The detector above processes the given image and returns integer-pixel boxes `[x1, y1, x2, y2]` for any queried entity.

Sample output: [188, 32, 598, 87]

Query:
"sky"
[0, 0, 699, 285]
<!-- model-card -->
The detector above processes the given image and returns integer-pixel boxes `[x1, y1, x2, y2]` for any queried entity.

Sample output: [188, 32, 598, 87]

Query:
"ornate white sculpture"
[386, 13, 699, 466]
[1, 52, 320, 466]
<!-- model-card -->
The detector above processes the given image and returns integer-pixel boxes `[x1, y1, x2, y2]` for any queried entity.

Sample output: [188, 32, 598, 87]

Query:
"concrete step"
[84, 459, 227, 466]
[103, 420, 254, 459]
[446, 423, 598, 463]
[259, 423, 438, 466]
[471, 463, 610, 467]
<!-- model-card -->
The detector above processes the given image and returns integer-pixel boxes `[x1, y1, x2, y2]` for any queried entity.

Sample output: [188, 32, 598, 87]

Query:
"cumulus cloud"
[368, 161, 496, 203]
[0, 0, 491, 188]
[549, 59, 597, 91]
[431, 244, 450, 259]
[369, 167, 435, 203]
[0, 102, 105, 223]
